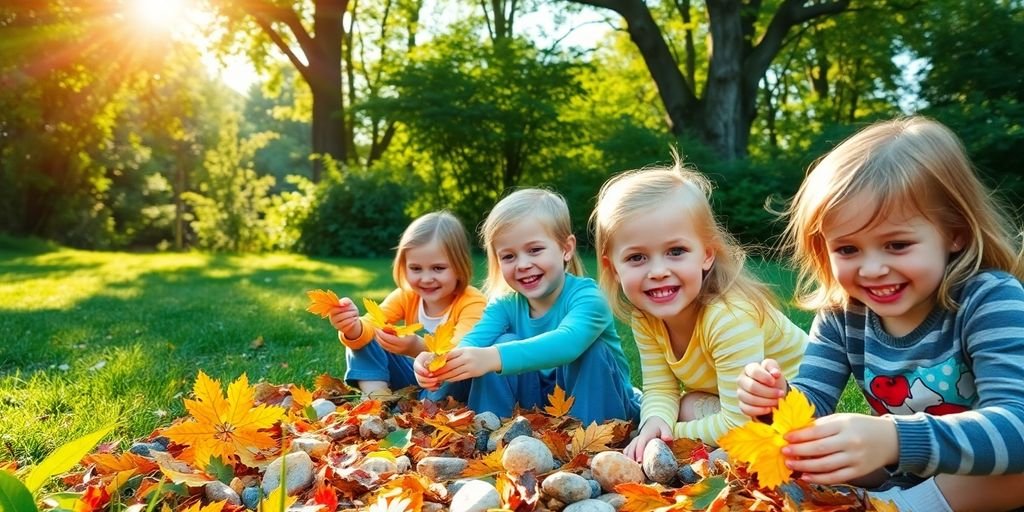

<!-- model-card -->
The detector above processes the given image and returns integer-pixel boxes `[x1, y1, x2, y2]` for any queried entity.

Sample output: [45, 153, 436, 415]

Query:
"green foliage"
[364, 34, 584, 226]
[24, 424, 115, 495]
[183, 117, 279, 252]
[296, 163, 413, 258]
[0, 471, 36, 512]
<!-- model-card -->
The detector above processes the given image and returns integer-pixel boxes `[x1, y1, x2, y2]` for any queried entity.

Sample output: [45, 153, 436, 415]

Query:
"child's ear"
[601, 254, 617, 277]
[562, 234, 577, 262]
[702, 247, 716, 272]
[949, 232, 966, 253]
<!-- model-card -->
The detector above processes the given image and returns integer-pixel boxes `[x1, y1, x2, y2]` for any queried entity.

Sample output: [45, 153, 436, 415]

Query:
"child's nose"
[858, 254, 889, 278]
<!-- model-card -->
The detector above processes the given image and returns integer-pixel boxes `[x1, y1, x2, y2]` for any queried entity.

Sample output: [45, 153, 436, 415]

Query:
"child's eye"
[887, 241, 912, 251]
[408, 265, 422, 272]
[833, 246, 858, 256]
[528, 247, 544, 254]
[500, 253, 514, 262]
[625, 253, 646, 264]
[432, 266, 447, 272]
[667, 247, 687, 257]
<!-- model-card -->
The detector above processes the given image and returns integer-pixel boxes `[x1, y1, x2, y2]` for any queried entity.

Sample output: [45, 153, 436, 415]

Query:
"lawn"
[0, 237, 865, 465]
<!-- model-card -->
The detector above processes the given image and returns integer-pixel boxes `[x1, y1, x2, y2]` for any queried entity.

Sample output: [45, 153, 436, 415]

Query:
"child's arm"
[675, 306, 792, 444]
[489, 284, 610, 375]
[425, 298, 512, 382]
[335, 288, 408, 350]
[624, 316, 680, 461]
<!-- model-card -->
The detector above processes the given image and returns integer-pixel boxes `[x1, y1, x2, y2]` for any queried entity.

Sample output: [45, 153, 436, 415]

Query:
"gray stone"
[596, 493, 625, 510]
[359, 417, 389, 439]
[588, 480, 601, 499]
[677, 464, 700, 484]
[290, 436, 330, 458]
[261, 451, 314, 496]
[128, 442, 164, 457]
[422, 503, 446, 512]
[474, 430, 490, 453]
[708, 447, 729, 465]
[325, 423, 358, 440]
[472, 411, 501, 432]
[541, 472, 591, 504]
[396, 455, 412, 473]
[502, 436, 554, 475]
[359, 456, 397, 475]
[204, 481, 241, 505]
[590, 451, 643, 492]
[501, 416, 533, 445]
[563, 499, 615, 512]
[449, 480, 500, 512]
[241, 487, 261, 510]
[417, 456, 469, 481]
[641, 438, 678, 484]
[310, 398, 336, 420]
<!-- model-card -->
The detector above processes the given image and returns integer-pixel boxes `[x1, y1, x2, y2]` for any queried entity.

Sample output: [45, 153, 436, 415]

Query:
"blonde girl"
[737, 116, 1024, 511]
[414, 188, 639, 424]
[591, 160, 808, 461]
[329, 211, 485, 397]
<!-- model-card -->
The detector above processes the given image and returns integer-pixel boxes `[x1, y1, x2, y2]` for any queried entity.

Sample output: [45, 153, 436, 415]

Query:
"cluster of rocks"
[133, 399, 723, 512]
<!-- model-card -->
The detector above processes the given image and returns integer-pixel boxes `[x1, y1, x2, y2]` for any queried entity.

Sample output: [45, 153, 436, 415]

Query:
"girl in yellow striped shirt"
[591, 158, 809, 461]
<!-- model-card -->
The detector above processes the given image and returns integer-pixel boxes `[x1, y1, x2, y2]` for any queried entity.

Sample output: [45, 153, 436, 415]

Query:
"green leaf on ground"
[24, 423, 116, 494]
[0, 470, 38, 512]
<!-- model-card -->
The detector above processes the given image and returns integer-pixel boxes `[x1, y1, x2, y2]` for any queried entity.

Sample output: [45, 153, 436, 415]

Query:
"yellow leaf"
[366, 494, 414, 512]
[543, 384, 575, 417]
[869, 498, 901, 512]
[424, 321, 456, 356]
[306, 289, 340, 318]
[570, 422, 616, 455]
[463, 445, 505, 477]
[365, 450, 397, 462]
[181, 499, 227, 512]
[426, 354, 449, 372]
[717, 388, 816, 489]
[260, 483, 298, 512]
[158, 465, 214, 487]
[164, 371, 286, 469]
[363, 298, 422, 336]
[290, 386, 313, 409]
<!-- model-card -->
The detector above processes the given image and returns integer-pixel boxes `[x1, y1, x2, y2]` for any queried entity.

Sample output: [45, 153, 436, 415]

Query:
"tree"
[563, 0, 850, 159]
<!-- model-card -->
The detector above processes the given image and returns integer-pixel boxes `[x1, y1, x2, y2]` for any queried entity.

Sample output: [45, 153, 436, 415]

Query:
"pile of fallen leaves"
[14, 370, 902, 512]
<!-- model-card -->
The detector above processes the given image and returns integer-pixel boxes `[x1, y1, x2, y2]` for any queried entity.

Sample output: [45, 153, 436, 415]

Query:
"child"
[736, 117, 1024, 511]
[590, 160, 809, 462]
[329, 211, 486, 397]
[414, 188, 639, 424]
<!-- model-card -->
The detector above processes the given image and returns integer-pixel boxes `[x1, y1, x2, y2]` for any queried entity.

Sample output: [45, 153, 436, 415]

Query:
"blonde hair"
[784, 116, 1024, 311]
[393, 211, 473, 296]
[480, 188, 585, 299]
[591, 159, 778, 322]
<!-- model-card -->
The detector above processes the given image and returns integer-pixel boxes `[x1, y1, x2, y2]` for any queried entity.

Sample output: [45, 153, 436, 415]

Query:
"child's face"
[822, 196, 960, 337]
[493, 219, 574, 315]
[404, 240, 459, 314]
[603, 200, 714, 322]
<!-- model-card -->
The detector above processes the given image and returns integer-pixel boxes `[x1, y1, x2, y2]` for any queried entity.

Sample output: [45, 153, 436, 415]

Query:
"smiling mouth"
[519, 275, 541, 286]
[645, 286, 679, 299]
[865, 283, 906, 297]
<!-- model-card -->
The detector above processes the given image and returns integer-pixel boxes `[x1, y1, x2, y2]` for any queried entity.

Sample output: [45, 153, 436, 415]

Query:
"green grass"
[0, 239, 866, 464]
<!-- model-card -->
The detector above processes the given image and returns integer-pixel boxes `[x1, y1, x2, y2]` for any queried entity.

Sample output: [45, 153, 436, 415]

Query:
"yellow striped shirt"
[634, 298, 808, 445]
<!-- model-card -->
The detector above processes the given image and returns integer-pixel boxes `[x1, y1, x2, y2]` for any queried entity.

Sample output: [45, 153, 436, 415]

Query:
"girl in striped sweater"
[591, 158, 808, 462]
[737, 117, 1024, 511]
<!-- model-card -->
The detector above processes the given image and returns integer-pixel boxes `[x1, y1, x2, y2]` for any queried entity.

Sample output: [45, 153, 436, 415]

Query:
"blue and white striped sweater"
[792, 270, 1024, 477]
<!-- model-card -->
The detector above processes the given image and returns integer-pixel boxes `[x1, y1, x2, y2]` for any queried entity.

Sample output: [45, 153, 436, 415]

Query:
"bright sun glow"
[129, 0, 188, 30]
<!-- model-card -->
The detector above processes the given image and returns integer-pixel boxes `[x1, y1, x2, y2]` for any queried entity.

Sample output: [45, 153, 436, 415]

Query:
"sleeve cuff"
[892, 413, 933, 475]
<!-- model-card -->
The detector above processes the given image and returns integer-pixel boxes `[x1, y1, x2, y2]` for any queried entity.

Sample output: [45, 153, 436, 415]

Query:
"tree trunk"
[564, 0, 849, 159]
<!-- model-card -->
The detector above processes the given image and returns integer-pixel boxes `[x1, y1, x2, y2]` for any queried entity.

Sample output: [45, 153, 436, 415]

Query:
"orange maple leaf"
[363, 298, 422, 336]
[163, 371, 286, 468]
[717, 388, 815, 489]
[543, 384, 575, 417]
[423, 321, 457, 372]
[617, 482, 673, 512]
[306, 289, 341, 318]
[82, 452, 159, 476]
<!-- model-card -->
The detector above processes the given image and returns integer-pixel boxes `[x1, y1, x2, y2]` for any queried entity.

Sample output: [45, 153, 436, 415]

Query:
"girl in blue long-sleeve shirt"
[414, 188, 639, 424]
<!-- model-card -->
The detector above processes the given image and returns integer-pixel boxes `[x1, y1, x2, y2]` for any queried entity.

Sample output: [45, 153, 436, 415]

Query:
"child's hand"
[781, 413, 898, 485]
[413, 351, 442, 391]
[736, 359, 788, 418]
[623, 417, 673, 462]
[329, 297, 363, 340]
[430, 347, 501, 383]
[375, 329, 425, 357]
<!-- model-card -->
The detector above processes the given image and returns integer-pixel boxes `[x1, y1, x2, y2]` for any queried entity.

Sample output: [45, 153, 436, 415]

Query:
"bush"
[297, 166, 413, 257]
